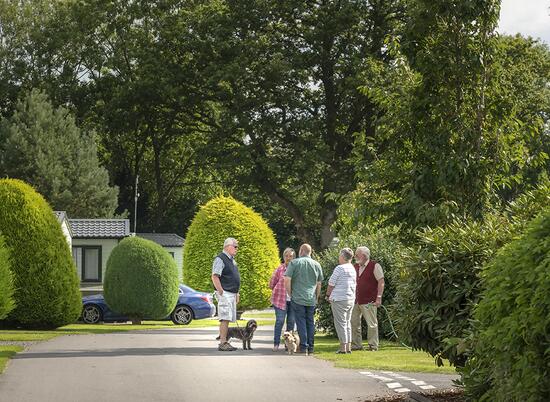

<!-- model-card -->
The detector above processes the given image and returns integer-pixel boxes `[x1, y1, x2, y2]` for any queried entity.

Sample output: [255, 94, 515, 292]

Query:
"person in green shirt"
[284, 244, 323, 354]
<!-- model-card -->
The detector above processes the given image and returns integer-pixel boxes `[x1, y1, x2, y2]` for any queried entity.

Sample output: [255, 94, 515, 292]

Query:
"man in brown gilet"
[351, 246, 385, 351]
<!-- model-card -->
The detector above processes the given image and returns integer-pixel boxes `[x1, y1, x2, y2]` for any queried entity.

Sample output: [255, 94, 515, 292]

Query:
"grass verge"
[313, 335, 456, 374]
[0, 346, 23, 374]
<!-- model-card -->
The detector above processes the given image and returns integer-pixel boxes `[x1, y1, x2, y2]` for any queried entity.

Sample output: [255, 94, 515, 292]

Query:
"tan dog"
[283, 331, 300, 355]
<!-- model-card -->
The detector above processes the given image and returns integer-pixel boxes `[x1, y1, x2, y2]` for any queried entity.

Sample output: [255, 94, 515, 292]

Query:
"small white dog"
[282, 331, 300, 355]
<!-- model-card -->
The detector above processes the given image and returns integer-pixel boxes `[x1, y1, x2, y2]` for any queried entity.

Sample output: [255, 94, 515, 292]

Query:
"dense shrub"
[104, 236, 179, 321]
[0, 237, 15, 320]
[393, 216, 512, 367]
[393, 180, 550, 368]
[461, 210, 550, 402]
[183, 195, 279, 310]
[0, 179, 81, 328]
[316, 228, 404, 339]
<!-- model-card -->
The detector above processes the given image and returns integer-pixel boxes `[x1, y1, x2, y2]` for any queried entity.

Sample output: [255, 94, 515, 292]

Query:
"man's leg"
[364, 304, 379, 350]
[305, 305, 316, 353]
[285, 300, 296, 332]
[219, 320, 229, 344]
[351, 303, 363, 350]
[291, 301, 307, 352]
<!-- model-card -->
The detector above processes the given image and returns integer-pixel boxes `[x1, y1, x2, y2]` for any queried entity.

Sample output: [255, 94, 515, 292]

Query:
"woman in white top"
[325, 248, 357, 354]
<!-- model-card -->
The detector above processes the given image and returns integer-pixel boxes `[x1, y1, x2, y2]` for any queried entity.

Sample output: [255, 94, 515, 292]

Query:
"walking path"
[0, 326, 457, 402]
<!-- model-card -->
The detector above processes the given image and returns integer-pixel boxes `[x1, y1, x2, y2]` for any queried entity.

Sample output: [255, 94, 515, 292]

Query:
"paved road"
[0, 326, 457, 402]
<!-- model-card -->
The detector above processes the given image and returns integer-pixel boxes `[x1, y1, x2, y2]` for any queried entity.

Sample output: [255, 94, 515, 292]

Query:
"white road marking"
[358, 371, 439, 393]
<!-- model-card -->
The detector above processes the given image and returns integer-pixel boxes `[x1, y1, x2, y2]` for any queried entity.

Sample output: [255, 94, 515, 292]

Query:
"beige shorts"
[215, 291, 237, 322]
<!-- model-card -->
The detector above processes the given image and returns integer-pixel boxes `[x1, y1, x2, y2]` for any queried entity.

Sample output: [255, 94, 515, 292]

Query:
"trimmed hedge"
[316, 228, 403, 339]
[104, 236, 179, 320]
[0, 179, 81, 328]
[461, 210, 550, 401]
[0, 237, 15, 320]
[183, 195, 279, 310]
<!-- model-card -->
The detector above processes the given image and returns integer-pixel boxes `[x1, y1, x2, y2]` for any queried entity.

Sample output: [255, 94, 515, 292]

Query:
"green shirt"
[284, 256, 324, 306]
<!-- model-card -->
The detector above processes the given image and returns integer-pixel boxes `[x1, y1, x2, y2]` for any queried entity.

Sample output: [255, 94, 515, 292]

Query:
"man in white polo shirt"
[211, 237, 241, 351]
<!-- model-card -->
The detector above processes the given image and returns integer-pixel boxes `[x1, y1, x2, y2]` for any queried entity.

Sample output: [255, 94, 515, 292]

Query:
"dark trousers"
[291, 301, 316, 352]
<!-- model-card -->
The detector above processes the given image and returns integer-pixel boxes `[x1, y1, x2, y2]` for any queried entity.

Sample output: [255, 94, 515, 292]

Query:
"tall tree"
[206, 0, 405, 248]
[0, 89, 119, 217]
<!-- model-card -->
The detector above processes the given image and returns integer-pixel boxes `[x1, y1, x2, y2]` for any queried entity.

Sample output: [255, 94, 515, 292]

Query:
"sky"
[498, 0, 550, 44]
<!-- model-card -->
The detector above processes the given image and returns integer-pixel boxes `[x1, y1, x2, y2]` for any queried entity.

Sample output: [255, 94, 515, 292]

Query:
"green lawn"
[313, 335, 456, 374]
[0, 346, 23, 374]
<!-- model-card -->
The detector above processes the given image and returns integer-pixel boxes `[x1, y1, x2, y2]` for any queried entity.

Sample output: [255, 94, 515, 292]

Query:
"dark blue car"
[81, 284, 216, 325]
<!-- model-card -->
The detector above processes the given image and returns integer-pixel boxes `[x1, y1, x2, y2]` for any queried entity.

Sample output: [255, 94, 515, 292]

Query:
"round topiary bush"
[183, 195, 280, 311]
[0, 179, 81, 328]
[462, 210, 550, 401]
[0, 236, 16, 320]
[104, 236, 179, 322]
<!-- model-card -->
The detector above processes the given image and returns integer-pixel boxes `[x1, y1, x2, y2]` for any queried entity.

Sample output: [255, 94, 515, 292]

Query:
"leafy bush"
[393, 216, 512, 367]
[0, 237, 15, 320]
[461, 210, 550, 401]
[104, 236, 179, 321]
[0, 179, 81, 328]
[393, 179, 550, 369]
[316, 228, 404, 340]
[183, 195, 279, 310]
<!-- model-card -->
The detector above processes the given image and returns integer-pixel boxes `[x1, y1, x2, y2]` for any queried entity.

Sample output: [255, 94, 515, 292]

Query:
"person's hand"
[236, 293, 240, 304]
[217, 289, 224, 297]
[375, 298, 381, 307]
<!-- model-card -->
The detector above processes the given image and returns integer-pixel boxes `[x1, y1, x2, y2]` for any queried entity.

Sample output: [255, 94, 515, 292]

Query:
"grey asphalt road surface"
[0, 326, 458, 402]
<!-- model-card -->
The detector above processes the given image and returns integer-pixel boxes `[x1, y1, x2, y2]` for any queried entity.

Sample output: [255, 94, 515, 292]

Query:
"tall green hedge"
[104, 236, 179, 320]
[461, 210, 550, 401]
[183, 195, 279, 310]
[316, 228, 403, 339]
[0, 179, 81, 328]
[0, 237, 15, 320]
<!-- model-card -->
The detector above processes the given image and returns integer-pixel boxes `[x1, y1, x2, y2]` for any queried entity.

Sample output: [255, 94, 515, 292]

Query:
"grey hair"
[283, 247, 296, 258]
[356, 246, 370, 259]
[339, 247, 354, 262]
[223, 237, 238, 248]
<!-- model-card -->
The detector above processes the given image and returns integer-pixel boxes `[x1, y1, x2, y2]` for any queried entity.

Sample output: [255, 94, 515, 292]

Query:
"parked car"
[81, 284, 216, 325]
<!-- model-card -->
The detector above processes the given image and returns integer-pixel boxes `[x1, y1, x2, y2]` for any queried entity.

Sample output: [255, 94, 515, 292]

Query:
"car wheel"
[82, 304, 102, 324]
[171, 305, 193, 325]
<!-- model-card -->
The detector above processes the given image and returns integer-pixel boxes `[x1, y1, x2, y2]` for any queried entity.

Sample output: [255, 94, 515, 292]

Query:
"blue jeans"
[273, 302, 296, 346]
[291, 301, 316, 352]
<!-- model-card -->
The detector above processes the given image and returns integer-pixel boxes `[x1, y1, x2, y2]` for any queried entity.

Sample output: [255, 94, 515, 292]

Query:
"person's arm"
[375, 278, 385, 307]
[315, 282, 322, 303]
[325, 284, 335, 302]
[269, 266, 281, 290]
[211, 274, 224, 295]
[284, 276, 292, 299]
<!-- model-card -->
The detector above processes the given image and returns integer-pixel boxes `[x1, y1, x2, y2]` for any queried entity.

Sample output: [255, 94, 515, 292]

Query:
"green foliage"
[104, 237, 179, 320]
[393, 216, 511, 367]
[0, 179, 81, 328]
[461, 211, 550, 401]
[183, 195, 279, 310]
[316, 228, 404, 339]
[0, 237, 15, 320]
[0, 89, 118, 218]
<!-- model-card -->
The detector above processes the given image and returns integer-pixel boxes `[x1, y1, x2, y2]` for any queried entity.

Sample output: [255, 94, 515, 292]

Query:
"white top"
[328, 263, 357, 301]
[358, 260, 384, 281]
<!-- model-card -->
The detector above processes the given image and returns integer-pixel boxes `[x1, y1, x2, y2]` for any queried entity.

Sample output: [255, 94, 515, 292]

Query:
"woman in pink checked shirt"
[269, 247, 296, 351]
